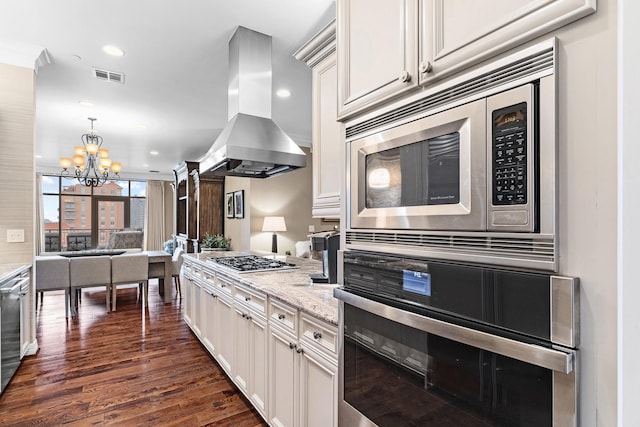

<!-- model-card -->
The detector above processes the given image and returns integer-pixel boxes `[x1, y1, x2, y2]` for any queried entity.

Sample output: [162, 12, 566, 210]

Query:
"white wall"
[618, 0, 640, 424]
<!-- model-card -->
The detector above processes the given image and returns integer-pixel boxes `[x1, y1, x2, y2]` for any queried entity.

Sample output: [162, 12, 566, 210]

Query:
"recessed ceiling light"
[72, 54, 82, 61]
[102, 45, 125, 57]
[78, 101, 94, 107]
[35, 155, 42, 159]
[150, 150, 159, 155]
[142, 164, 150, 168]
[276, 89, 291, 98]
[135, 123, 147, 129]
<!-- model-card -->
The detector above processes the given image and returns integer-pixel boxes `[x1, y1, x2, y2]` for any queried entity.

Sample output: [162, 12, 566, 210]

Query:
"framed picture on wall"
[225, 193, 234, 218]
[234, 190, 244, 219]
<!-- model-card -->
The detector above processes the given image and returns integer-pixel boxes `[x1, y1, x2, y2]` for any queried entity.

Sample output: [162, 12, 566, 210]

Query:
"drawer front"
[234, 284, 266, 316]
[300, 313, 338, 359]
[269, 299, 298, 336]
[201, 269, 215, 284]
[216, 275, 234, 298]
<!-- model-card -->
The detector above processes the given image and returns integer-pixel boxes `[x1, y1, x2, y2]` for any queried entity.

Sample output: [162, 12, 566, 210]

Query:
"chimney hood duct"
[199, 26, 306, 178]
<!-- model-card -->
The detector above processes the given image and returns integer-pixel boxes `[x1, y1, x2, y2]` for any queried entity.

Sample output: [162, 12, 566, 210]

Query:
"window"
[41, 177, 147, 252]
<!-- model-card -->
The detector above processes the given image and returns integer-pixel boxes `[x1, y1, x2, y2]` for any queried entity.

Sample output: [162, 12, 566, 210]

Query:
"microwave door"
[350, 98, 487, 231]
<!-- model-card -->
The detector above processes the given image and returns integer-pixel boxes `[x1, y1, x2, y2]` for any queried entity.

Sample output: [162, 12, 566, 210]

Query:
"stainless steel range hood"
[199, 26, 306, 178]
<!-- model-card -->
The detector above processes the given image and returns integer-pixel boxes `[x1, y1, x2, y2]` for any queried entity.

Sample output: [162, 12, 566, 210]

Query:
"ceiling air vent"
[93, 68, 125, 84]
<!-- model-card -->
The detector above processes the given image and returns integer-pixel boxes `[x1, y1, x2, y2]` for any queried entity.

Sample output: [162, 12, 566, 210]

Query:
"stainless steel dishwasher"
[1, 270, 29, 393]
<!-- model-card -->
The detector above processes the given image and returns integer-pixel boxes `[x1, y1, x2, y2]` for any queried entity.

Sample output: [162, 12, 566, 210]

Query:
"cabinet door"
[191, 281, 202, 337]
[269, 327, 298, 427]
[19, 273, 31, 357]
[299, 346, 338, 427]
[419, 0, 596, 85]
[338, 0, 419, 119]
[233, 305, 251, 395]
[183, 274, 193, 327]
[203, 290, 217, 354]
[249, 315, 268, 418]
[216, 295, 234, 375]
[312, 52, 342, 219]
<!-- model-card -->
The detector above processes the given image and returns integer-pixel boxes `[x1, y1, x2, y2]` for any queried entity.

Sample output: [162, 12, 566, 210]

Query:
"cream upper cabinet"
[419, 0, 596, 86]
[337, 0, 418, 119]
[336, 0, 595, 118]
[295, 20, 343, 219]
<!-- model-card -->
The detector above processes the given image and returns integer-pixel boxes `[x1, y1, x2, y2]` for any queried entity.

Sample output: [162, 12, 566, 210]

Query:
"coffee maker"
[309, 233, 340, 284]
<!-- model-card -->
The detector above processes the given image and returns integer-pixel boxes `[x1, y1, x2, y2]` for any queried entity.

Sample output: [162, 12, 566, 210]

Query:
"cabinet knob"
[313, 331, 322, 340]
[420, 61, 433, 74]
[246, 315, 252, 321]
[289, 342, 296, 350]
[399, 70, 411, 83]
[278, 313, 285, 320]
[245, 296, 251, 302]
[221, 283, 226, 288]
[296, 348, 304, 354]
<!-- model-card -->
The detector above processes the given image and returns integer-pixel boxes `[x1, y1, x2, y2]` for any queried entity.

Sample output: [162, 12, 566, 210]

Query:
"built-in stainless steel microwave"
[345, 39, 558, 271]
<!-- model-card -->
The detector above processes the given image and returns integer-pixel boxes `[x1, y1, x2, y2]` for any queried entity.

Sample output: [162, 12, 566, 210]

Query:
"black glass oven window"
[343, 305, 552, 427]
[365, 132, 460, 208]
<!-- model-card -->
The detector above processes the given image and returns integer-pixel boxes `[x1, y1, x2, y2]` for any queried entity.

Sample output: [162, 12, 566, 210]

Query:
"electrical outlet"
[7, 229, 25, 243]
[308, 225, 315, 233]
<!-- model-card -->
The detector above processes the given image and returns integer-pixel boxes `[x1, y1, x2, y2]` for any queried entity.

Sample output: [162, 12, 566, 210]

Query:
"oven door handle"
[335, 288, 574, 374]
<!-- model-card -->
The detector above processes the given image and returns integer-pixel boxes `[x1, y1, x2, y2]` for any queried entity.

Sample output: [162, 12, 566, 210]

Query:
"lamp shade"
[262, 216, 287, 232]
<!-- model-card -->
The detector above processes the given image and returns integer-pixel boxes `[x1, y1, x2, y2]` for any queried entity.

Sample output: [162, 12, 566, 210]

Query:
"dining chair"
[110, 252, 149, 311]
[34, 255, 71, 317]
[171, 246, 184, 298]
[69, 255, 112, 316]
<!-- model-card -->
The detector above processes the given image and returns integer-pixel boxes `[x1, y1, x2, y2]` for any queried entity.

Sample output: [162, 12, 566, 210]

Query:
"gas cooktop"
[210, 255, 298, 273]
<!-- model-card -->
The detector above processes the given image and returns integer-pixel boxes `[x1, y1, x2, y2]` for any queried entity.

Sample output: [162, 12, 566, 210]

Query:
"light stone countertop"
[0, 263, 31, 286]
[183, 251, 339, 325]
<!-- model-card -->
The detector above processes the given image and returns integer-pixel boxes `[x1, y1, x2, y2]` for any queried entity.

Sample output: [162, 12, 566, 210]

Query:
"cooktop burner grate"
[209, 255, 298, 273]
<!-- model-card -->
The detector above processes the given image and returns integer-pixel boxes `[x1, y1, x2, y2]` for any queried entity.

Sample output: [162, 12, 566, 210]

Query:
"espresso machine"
[309, 233, 340, 284]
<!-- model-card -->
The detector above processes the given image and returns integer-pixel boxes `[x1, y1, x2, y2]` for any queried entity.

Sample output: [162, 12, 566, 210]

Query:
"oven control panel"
[491, 102, 528, 206]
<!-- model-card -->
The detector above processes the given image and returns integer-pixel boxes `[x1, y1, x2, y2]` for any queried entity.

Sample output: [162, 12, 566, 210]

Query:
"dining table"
[145, 250, 172, 303]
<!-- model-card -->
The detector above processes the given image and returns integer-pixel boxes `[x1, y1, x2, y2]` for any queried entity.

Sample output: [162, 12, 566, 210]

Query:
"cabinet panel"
[269, 327, 298, 427]
[233, 305, 251, 394]
[312, 53, 342, 219]
[420, 0, 596, 85]
[338, 0, 418, 118]
[299, 347, 338, 427]
[203, 289, 217, 354]
[216, 294, 234, 375]
[250, 315, 268, 417]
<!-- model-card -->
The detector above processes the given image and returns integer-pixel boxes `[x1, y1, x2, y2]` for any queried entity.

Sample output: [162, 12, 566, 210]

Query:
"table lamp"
[262, 216, 287, 255]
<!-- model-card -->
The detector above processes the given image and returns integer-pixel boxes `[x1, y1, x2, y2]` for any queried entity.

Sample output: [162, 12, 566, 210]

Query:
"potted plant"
[200, 233, 231, 251]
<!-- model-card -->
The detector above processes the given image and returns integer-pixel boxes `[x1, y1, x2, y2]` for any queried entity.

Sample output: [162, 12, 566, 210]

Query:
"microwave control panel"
[491, 102, 528, 206]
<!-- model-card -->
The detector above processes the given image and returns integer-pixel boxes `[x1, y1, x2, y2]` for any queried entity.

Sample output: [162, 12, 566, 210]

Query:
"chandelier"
[59, 117, 122, 187]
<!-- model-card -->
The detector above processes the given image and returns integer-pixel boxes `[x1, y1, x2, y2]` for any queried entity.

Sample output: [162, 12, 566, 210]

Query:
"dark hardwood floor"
[0, 280, 267, 426]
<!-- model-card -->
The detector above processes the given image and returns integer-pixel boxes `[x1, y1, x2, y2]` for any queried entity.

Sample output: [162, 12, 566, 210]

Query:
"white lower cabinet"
[216, 291, 234, 375]
[182, 259, 337, 427]
[268, 302, 338, 427]
[299, 346, 338, 427]
[269, 325, 299, 427]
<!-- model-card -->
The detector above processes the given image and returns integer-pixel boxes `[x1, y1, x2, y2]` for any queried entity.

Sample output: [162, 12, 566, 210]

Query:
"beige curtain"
[143, 180, 166, 251]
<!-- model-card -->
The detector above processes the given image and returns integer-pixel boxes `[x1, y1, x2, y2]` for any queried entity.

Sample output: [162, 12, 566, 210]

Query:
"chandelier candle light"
[59, 117, 122, 187]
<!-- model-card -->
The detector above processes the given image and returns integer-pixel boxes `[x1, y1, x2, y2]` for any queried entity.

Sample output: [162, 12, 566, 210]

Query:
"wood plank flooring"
[0, 281, 268, 426]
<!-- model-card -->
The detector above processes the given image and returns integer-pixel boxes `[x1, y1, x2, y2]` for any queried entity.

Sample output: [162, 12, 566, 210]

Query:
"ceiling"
[0, 0, 336, 180]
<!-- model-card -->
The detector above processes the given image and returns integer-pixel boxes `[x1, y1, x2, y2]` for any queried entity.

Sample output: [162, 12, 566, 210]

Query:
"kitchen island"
[182, 251, 338, 427]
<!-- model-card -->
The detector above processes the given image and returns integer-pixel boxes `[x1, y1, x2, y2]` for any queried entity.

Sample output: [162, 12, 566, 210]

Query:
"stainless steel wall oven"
[344, 39, 558, 272]
[334, 251, 579, 427]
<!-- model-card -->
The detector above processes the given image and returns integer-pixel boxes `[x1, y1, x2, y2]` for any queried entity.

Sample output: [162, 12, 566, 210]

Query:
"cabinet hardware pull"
[246, 315, 251, 321]
[399, 70, 411, 83]
[296, 348, 304, 354]
[245, 297, 251, 301]
[420, 61, 433, 74]
[221, 284, 226, 288]
[313, 332, 322, 340]
[241, 313, 246, 318]
[278, 313, 285, 320]
[289, 342, 296, 350]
